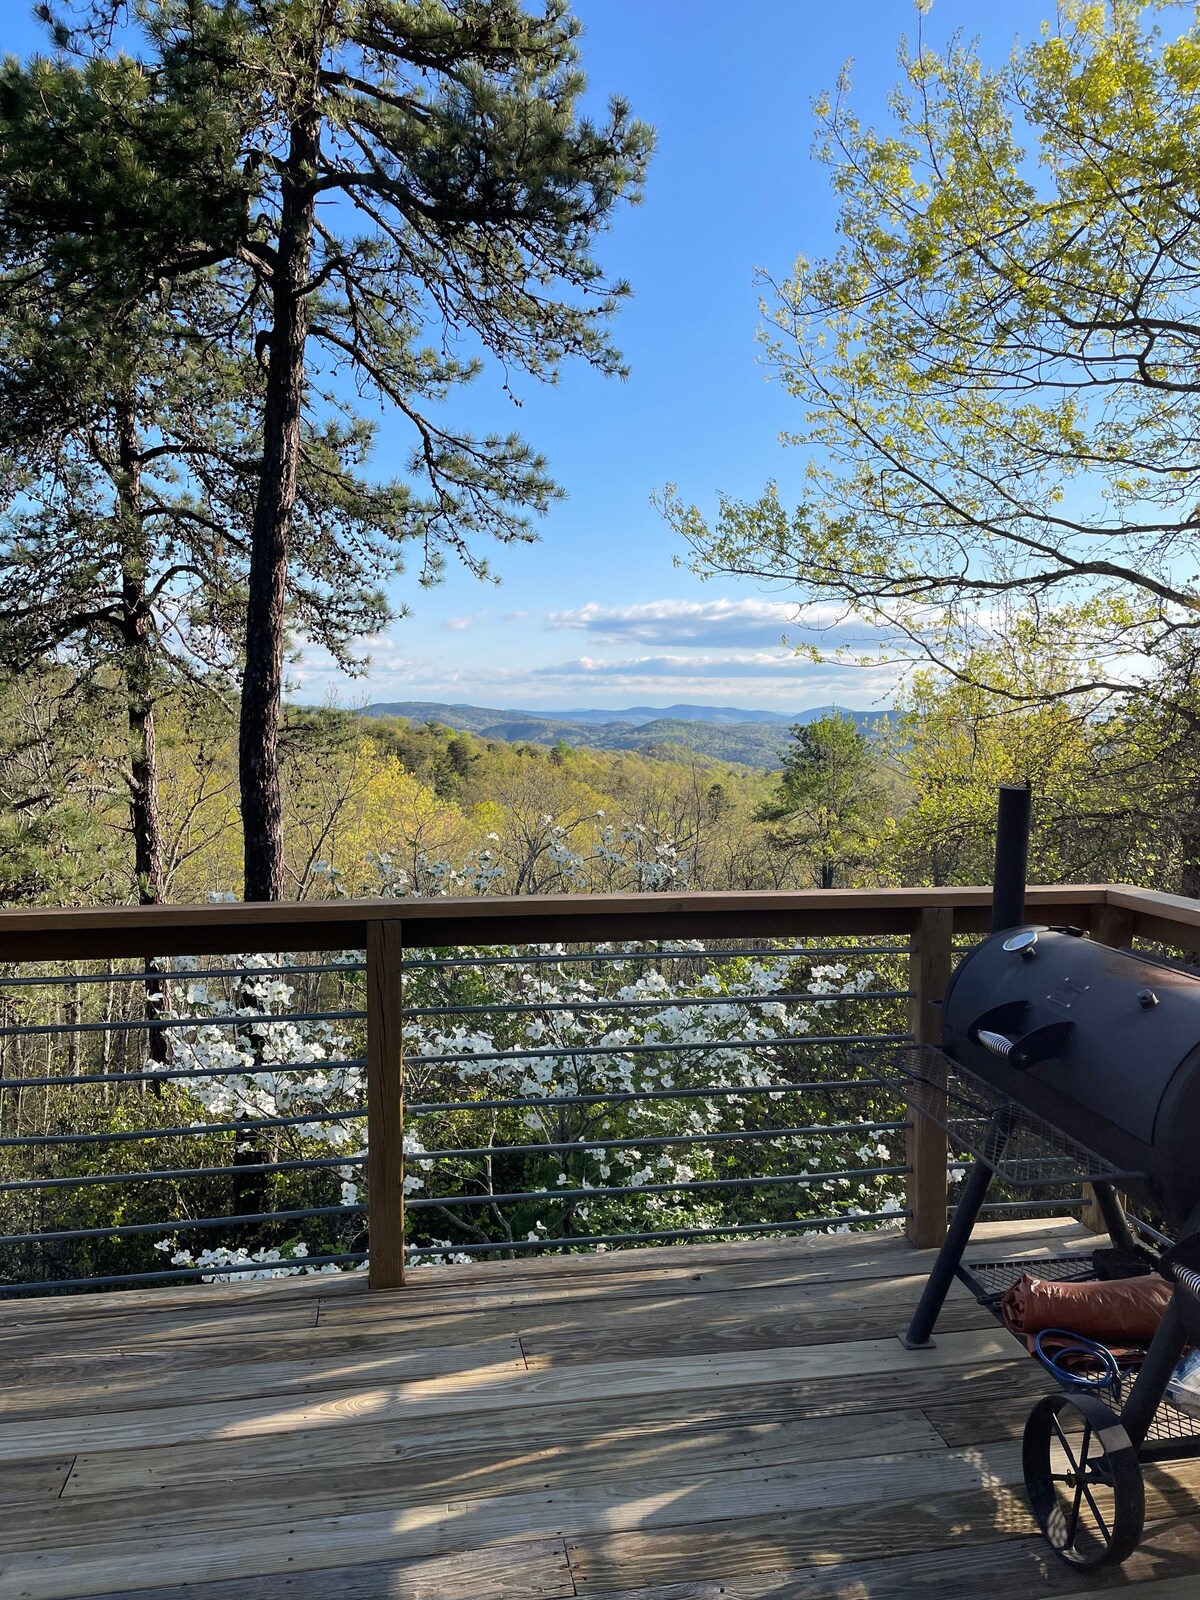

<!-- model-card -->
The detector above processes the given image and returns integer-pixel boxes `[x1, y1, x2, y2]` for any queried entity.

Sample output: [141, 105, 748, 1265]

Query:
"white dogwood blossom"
[138, 854, 906, 1280]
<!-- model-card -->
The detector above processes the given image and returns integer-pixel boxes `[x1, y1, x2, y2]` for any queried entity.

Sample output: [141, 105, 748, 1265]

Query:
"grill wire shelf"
[875, 1045, 1200, 1449]
[960, 1255, 1200, 1447]
[873, 1044, 1145, 1187]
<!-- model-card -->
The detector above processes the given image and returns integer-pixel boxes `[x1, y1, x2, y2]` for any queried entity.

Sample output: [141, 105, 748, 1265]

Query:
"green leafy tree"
[756, 714, 886, 888]
[0, 45, 413, 905]
[119, 0, 655, 900]
[663, 2, 1200, 891]
[883, 620, 1128, 887]
[0, 666, 126, 905]
[0, 50, 251, 905]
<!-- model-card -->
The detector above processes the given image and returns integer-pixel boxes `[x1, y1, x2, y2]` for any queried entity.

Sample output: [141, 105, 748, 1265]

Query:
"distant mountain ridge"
[553, 703, 799, 726]
[358, 700, 894, 768]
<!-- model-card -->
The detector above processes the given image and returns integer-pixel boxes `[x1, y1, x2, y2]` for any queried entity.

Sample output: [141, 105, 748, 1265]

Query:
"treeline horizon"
[1, 652, 1191, 909]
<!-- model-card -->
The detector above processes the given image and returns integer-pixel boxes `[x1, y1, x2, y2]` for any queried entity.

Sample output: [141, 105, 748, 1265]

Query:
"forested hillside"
[361, 701, 892, 766]
[1, 659, 1194, 909]
[4, 653, 1192, 1286]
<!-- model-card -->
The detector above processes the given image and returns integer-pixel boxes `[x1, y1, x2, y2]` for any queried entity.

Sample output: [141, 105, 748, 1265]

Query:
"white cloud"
[527, 651, 896, 689]
[289, 623, 902, 711]
[546, 598, 854, 647]
[502, 654, 900, 707]
[531, 651, 799, 678]
[443, 610, 490, 632]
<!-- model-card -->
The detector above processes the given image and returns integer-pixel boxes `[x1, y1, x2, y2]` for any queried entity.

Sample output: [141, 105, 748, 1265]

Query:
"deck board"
[63, 1401, 947, 1497]
[1, 1220, 1196, 1600]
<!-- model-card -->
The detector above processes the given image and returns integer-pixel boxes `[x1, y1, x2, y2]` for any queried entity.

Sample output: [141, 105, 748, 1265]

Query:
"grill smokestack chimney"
[991, 782, 1032, 934]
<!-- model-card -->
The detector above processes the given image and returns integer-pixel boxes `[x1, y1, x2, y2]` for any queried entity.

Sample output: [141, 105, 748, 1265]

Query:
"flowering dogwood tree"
[0, 834, 908, 1288]
[153, 914, 907, 1280]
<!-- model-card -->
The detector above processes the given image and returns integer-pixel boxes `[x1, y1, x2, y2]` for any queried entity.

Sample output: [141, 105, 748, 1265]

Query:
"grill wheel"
[1022, 1393, 1145, 1567]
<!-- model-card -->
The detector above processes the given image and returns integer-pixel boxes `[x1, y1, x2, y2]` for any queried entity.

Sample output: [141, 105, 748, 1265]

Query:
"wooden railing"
[0, 882, 1195, 1291]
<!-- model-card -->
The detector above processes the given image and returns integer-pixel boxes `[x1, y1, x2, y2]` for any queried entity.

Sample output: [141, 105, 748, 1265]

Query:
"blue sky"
[5, 1, 1057, 713]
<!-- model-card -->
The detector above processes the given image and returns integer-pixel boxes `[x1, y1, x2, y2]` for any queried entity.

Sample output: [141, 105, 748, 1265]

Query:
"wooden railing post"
[366, 918, 405, 1289]
[1090, 901, 1135, 953]
[905, 906, 954, 1249]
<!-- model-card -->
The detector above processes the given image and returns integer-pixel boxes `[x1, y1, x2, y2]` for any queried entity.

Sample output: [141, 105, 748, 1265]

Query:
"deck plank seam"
[363, 1244, 1073, 1321]
[918, 1405, 955, 1450]
[561, 1534, 579, 1597]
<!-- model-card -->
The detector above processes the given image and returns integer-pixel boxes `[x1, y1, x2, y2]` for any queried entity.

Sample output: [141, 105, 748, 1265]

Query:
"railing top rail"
[1105, 885, 1200, 945]
[0, 884, 1113, 960]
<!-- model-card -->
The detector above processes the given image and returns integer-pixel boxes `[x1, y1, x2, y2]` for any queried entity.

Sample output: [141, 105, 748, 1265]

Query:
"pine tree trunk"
[240, 111, 320, 902]
[127, 672, 165, 909]
[116, 395, 170, 1070]
[116, 397, 165, 908]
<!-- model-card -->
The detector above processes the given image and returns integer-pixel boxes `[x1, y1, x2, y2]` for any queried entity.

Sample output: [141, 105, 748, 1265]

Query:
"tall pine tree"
[140, 0, 654, 899]
[0, 42, 428, 904]
[0, 50, 254, 904]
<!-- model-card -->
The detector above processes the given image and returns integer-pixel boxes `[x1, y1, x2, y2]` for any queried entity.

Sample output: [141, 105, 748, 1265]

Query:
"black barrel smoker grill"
[885, 785, 1200, 1568]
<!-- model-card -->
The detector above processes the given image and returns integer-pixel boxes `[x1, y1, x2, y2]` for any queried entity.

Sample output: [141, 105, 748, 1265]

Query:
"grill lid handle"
[969, 999, 1074, 1068]
[977, 1028, 1016, 1058]
[973, 1020, 1073, 1067]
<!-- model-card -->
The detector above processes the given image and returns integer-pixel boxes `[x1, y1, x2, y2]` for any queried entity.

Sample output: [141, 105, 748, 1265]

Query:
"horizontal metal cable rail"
[0, 1058, 367, 1091]
[0, 1107, 366, 1149]
[405, 1211, 910, 1256]
[0, 990, 901, 1032]
[401, 944, 908, 968]
[417, 1120, 911, 1161]
[405, 1164, 909, 1210]
[0, 1118, 905, 1191]
[0, 944, 902, 989]
[0, 1152, 368, 1193]
[1, 1203, 367, 1246]
[407, 1078, 892, 1114]
[0, 960, 365, 988]
[0, 927, 925, 1297]
[401, 988, 911, 1018]
[0, 1253, 369, 1296]
[407, 1031, 909, 1067]
[0, 1009, 365, 1038]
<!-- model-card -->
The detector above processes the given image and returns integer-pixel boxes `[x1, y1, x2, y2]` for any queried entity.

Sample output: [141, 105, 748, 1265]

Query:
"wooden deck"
[2, 1220, 1200, 1600]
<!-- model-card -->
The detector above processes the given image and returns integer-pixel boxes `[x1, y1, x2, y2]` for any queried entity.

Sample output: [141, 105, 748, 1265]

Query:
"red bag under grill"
[1001, 1272, 1173, 1344]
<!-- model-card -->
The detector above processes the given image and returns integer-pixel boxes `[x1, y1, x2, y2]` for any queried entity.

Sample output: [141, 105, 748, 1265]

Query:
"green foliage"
[0, 669, 127, 904]
[0, 49, 249, 328]
[662, 10, 1200, 696]
[669, 2, 1200, 670]
[8, 2, 655, 898]
[0, 938, 908, 1286]
[757, 714, 888, 888]
[661, 1, 1200, 893]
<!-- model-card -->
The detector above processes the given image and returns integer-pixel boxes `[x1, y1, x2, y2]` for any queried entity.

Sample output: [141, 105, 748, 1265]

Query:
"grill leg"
[900, 1156, 994, 1350]
[1088, 1181, 1138, 1253]
[1120, 1301, 1188, 1451]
